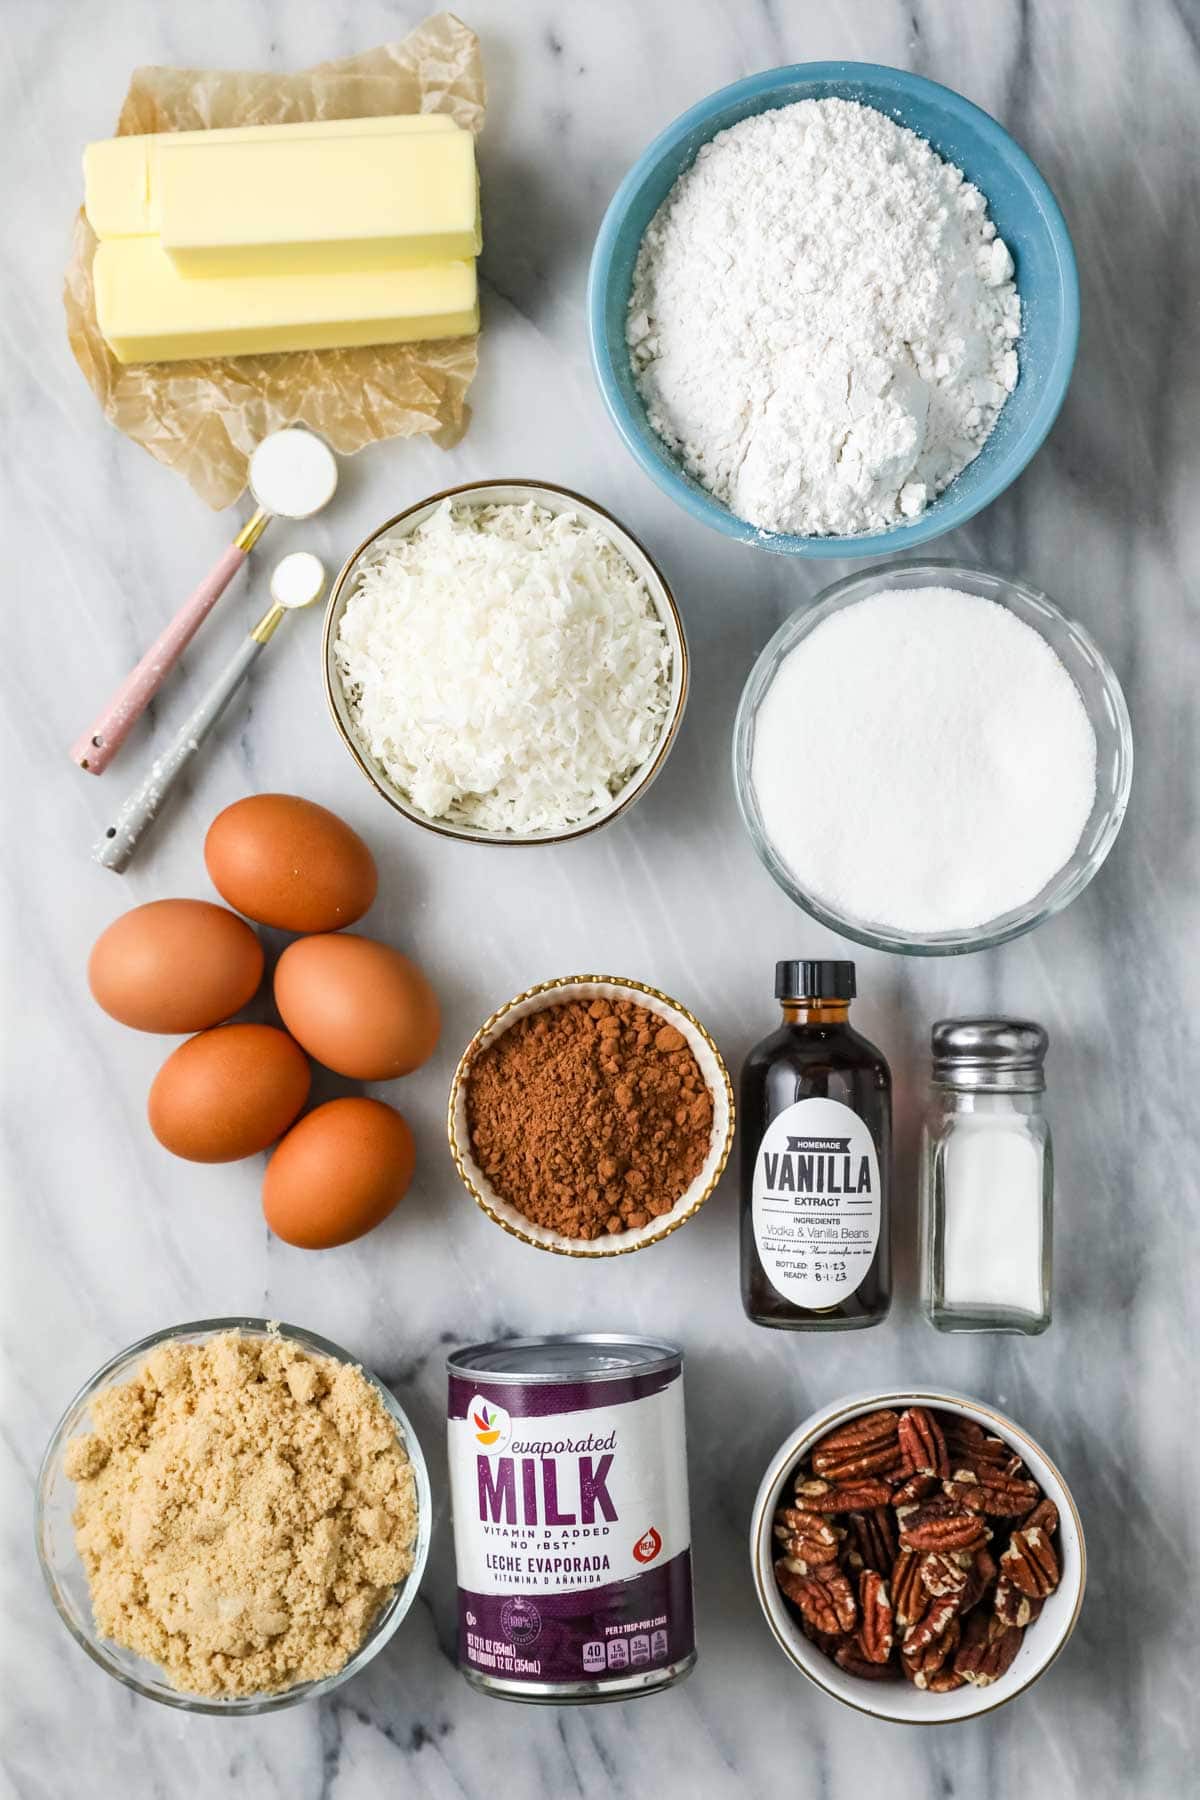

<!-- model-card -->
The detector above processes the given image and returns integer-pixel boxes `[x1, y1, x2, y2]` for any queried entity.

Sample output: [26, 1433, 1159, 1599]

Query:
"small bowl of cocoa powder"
[448, 976, 734, 1255]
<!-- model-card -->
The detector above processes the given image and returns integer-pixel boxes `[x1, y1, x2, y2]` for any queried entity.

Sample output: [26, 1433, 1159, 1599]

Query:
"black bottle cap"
[775, 960, 856, 1001]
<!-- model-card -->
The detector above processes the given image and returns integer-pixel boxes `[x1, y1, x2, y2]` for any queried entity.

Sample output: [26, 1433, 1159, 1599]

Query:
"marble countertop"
[3, 1, 1197, 1795]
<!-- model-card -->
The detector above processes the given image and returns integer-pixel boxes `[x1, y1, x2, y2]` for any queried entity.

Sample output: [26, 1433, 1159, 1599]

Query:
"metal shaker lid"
[931, 1018, 1048, 1092]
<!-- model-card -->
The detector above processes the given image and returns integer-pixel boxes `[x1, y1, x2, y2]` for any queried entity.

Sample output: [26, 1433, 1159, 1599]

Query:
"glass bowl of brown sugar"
[447, 976, 735, 1256]
[36, 1318, 432, 1714]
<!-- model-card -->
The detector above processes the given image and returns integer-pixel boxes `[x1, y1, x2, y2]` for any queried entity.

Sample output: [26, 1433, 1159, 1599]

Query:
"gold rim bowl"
[323, 479, 689, 846]
[447, 975, 734, 1256]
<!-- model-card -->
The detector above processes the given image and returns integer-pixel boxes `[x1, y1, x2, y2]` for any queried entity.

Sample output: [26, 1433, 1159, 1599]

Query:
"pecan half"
[811, 1410, 902, 1481]
[834, 1640, 901, 1681]
[1024, 1497, 1060, 1538]
[946, 1468, 1041, 1518]
[774, 1506, 843, 1568]
[776, 1562, 857, 1636]
[857, 1569, 894, 1663]
[938, 1416, 1012, 1473]
[954, 1614, 1024, 1687]
[897, 1407, 949, 1479]
[891, 1548, 928, 1630]
[920, 1550, 970, 1598]
[845, 1508, 898, 1575]
[895, 1493, 950, 1531]
[904, 1615, 961, 1687]
[899, 1503, 989, 1554]
[1001, 1525, 1060, 1598]
[795, 1476, 894, 1514]
[994, 1572, 1044, 1629]
[958, 1547, 998, 1615]
[891, 1470, 940, 1506]
[902, 1593, 959, 1658]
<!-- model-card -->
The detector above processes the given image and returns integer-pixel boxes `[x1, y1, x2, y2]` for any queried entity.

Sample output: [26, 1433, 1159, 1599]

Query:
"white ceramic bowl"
[323, 479, 688, 846]
[751, 1388, 1086, 1723]
[447, 975, 734, 1256]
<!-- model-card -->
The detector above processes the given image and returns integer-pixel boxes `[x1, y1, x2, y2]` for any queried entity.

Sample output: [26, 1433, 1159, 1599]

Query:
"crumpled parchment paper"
[64, 13, 485, 509]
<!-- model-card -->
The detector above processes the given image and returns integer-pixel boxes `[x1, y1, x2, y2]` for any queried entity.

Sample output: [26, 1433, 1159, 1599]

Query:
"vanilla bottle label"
[751, 1096, 881, 1308]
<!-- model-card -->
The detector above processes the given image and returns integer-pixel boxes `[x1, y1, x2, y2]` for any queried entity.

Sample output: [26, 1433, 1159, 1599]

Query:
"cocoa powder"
[465, 997, 715, 1239]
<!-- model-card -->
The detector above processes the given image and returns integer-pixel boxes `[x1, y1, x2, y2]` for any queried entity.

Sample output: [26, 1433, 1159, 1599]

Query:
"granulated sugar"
[628, 99, 1020, 538]
[750, 587, 1097, 932]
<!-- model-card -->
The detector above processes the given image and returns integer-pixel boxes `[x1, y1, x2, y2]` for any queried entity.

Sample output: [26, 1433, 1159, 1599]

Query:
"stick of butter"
[93, 238, 478, 364]
[156, 127, 480, 275]
[84, 114, 460, 240]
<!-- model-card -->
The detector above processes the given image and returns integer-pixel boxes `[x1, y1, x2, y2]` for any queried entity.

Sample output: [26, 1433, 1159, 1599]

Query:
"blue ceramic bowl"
[587, 63, 1079, 558]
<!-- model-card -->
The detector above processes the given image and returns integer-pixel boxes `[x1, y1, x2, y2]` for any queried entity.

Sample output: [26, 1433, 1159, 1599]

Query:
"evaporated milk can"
[446, 1334, 696, 1702]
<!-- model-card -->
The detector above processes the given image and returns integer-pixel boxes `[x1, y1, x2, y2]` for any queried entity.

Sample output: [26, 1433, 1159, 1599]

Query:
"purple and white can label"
[447, 1336, 695, 1700]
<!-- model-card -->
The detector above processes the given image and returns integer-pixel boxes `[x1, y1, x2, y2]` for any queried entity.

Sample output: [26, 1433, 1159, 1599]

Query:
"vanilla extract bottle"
[740, 961, 892, 1330]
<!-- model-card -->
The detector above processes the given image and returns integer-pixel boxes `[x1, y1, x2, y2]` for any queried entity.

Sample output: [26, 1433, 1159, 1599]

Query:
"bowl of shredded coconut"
[589, 63, 1079, 556]
[324, 481, 687, 843]
[733, 562, 1132, 954]
[37, 1319, 431, 1713]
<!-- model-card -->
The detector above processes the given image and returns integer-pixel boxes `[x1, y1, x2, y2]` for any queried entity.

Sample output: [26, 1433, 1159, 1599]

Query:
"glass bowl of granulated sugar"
[733, 563, 1132, 955]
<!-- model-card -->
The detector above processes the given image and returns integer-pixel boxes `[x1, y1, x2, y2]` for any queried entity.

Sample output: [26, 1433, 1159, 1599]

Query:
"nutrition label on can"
[582, 1617, 669, 1674]
[751, 1096, 880, 1307]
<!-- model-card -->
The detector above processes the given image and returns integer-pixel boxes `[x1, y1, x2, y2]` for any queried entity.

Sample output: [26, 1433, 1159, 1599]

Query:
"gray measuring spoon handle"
[94, 635, 265, 873]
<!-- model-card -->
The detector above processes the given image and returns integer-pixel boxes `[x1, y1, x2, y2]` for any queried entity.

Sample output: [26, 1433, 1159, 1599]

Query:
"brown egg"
[273, 934, 440, 1080]
[204, 793, 377, 933]
[88, 899, 263, 1033]
[263, 1097, 415, 1248]
[148, 1024, 310, 1162]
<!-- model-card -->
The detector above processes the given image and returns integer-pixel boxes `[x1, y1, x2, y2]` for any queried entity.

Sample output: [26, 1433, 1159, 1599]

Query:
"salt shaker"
[919, 1019, 1052, 1335]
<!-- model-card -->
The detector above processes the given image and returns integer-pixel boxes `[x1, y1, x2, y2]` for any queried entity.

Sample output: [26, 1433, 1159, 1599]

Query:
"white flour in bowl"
[628, 99, 1021, 537]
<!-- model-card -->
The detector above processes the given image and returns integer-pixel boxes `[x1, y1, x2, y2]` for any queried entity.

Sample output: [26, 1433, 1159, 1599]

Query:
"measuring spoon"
[94, 552, 327, 874]
[72, 428, 337, 774]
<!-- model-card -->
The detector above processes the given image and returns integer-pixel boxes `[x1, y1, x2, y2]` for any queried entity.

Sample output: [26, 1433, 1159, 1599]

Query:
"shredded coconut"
[334, 501, 672, 834]
[628, 99, 1021, 538]
[750, 586, 1097, 932]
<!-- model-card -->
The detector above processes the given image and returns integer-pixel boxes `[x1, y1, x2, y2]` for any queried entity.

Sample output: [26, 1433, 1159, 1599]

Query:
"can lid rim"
[447, 1333, 683, 1383]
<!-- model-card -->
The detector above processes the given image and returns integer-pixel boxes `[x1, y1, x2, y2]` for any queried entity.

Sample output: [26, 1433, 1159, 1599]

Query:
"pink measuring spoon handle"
[71, 541, 250, 774]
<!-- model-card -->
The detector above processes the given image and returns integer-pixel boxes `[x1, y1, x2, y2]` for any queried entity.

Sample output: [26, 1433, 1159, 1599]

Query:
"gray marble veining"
[2, 1, 1197, 1795]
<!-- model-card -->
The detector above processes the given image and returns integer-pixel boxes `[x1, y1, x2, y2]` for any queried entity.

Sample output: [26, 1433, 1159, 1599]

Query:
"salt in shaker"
[919, 1019, 1052, 1335]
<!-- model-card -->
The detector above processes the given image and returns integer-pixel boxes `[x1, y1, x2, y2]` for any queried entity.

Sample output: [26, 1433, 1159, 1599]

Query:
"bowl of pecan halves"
[751, 1390, 1086, 1721]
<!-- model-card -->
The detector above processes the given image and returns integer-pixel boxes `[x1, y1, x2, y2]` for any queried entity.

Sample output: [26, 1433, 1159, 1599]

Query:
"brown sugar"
[64, 1331, 419, 1697]
[465, 997, 715, 1238]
